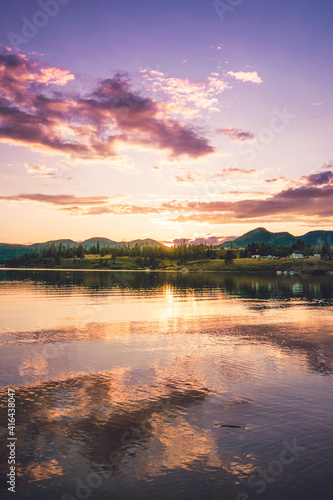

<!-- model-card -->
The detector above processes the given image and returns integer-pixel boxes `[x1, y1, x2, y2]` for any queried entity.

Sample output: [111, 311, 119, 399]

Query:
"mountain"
[31, 239, 77, 249]
[301, 231, 333, 247]
[0, 237, 164, 261]
[81, 237, 119, 248]
[220, 228, 296, 248]
[125, 238, 164, 247]
[1, 230, 332, 262]
[81, 237, 164, 248]
[219, 227, 333, 248]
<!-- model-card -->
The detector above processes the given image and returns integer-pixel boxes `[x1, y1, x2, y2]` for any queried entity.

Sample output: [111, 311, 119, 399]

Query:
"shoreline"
[1, 257, 333, 274]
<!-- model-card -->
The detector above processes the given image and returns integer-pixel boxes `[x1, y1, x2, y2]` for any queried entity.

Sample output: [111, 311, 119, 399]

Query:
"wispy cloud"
[3, 165, 333, 224]
[170, 235, 235, 246]
[24, 163, 56, 178]
[227, 70, 263, 84]
[218, 127, 256, 143]
[140, 69, 229, 117]
[320, 160, 333, 169]
[175, 171, 202, 184]
[0, 192, 161, 217]
[0, 193, 111, 205]
[163, 169, 333, 223]
[216, 167, 256, 177]
[174, 166, 255, 184]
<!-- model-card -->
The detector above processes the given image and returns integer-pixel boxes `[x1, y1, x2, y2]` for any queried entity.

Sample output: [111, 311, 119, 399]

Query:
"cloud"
[312, 102, 324, 106]
[0, 193, 111, 206]
[76, 204, 162, 216]
[265, 178, 278, 183]
[227, 71, 263, 84]
[175, 171, 202, 184]
[0, 52, 215, 160]
[140, 69, 229, 117]
[24, 163, 56, 178]
[0, 52, 73, 105]
[218, 127, 256, 143]
[174, 166, 255, 184]
[0, 192, 161, 217]
[216, 167, 256, 177]
[4, 165, 333, 224]
[304, 171, 333, 187]
[162, 168, 333, 223]
[320, 160, 333, 169]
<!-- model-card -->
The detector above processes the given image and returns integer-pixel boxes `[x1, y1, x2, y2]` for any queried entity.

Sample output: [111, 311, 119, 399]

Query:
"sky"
[0, 0, 332, 244]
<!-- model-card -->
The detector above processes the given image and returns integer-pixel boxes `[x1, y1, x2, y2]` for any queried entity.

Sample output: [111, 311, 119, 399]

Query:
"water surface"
[0, 270, 332, 499]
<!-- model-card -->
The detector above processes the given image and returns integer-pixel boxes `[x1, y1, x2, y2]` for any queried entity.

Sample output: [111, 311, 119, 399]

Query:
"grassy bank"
[2, 255, 333, 273]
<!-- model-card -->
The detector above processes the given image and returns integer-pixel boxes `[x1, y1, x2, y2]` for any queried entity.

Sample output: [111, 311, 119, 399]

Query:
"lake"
[0, 269, 333, 500]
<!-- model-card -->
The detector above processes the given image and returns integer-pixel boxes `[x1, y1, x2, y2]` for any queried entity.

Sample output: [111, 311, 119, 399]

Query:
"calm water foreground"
[0, 270, 333, 500]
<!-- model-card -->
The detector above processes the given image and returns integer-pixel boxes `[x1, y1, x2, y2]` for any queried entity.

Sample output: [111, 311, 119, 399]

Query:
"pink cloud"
[0, 52, 215, 160]
[171, 235, 236, 245]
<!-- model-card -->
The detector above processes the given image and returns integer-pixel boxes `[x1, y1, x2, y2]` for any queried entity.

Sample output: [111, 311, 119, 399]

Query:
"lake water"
[0, 269, 333, 500]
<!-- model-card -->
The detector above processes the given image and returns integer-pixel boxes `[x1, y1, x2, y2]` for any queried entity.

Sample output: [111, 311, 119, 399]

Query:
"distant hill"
[81, 237, 163, 248]
[0, 244, 34, 262]
[125, 238, 164, 247]
[220, 227, 333, 248]
[2, 230, 332, 263]
[0, 237, 164, 262]
[81, 237, 119, 249]
[301, 231, 333, 247]
[31, 239, 77, 249]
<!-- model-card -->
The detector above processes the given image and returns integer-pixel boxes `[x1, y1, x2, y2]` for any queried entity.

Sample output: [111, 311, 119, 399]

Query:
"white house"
[291, 253, 304, 259]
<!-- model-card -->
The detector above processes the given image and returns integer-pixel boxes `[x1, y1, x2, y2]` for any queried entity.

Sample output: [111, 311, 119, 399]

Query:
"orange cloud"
[3, 166, 333, 224]
[24, 163, 56, 178]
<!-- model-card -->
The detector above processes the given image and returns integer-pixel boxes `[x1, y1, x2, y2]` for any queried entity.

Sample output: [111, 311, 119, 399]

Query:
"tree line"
[5, 239, 330, 268]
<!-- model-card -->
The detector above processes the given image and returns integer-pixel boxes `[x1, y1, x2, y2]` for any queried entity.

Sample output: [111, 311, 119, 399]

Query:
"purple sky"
[0, 0, 332, 243]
